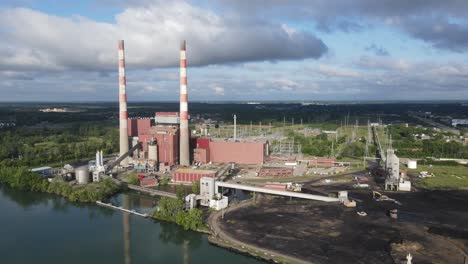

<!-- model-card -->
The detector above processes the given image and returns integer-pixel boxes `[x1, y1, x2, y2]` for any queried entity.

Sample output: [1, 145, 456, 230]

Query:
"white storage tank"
[148, 144, 158, 162]
[75, 166, 89, 184]
[407, 160, 417, 169]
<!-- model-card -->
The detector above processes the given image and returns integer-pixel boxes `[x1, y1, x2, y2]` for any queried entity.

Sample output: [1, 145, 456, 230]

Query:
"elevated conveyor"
[216, 182, 339, 202]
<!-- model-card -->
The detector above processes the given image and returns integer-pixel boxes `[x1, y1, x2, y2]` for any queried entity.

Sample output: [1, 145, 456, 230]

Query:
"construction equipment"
[372, 191, 402, 205]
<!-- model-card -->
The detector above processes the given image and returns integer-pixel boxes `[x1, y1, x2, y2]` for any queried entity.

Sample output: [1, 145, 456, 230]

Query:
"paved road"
[302, 169, 367, 185]
[410, 113, 460, 135]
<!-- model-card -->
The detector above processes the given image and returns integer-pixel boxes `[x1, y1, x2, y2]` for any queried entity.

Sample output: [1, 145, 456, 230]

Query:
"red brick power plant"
[116, 39, 269, 168]
[118, 40, 129, 166]
[179, 40, 190, 166]
[194, 138, 268, 165]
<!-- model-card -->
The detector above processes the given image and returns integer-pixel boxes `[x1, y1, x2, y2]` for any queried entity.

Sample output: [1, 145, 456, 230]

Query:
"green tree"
[191, 180, 200, 194]
[176, 184, 186, 200]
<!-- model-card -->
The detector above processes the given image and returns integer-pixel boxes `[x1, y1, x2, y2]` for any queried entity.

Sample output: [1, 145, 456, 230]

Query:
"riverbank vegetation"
[0, 166, 121, 202]
[153, 197, 204, 231]
[152, 184, 204, 231]
[124, 172, 140, 185]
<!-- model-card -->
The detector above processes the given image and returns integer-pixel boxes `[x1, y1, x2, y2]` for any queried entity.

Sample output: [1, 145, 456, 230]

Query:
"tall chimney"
[118, 40, 129, 166]
[179, 40, 190, 166]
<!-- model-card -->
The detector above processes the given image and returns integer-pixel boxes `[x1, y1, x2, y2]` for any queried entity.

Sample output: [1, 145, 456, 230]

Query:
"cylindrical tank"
[408, 160, 417, 169]
[75, 166, 89, 184]
[148, 144, 158, 161]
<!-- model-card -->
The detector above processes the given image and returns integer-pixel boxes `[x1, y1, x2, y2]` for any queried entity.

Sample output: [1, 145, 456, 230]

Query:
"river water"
[0, 186, 262, 264]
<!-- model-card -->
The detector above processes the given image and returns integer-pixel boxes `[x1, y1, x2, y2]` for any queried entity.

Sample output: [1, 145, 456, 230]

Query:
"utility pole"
[331, 141, 335, 157]
[233, 114, 237, 141]
[364, 120, 370, 168]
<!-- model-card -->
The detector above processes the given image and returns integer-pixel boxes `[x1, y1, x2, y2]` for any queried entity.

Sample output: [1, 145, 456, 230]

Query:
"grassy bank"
[410, 165, 468, 190]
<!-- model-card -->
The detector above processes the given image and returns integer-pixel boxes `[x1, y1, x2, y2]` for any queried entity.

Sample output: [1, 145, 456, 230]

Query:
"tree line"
[0, 166, 121, 202]
[0, 124, 118, 167]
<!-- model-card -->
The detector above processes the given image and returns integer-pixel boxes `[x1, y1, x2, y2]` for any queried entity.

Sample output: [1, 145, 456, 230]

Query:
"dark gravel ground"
[220, 189, 468, 264]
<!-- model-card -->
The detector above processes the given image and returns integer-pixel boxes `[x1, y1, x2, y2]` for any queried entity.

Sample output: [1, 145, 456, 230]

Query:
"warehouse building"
[139, 125, 179, 166]
[193, 138, 268, 165]
[173, 168, 217, 183]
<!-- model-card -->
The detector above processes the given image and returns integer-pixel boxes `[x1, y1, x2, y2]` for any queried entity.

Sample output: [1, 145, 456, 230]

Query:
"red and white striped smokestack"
[118, 40, 129, 166]
[179, 40, 190, 166]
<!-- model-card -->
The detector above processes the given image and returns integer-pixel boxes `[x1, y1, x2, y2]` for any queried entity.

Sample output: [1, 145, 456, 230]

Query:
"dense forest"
[388, 125, 468, 158]
[0, 124, 118, 167]
[0, 102, 466, 169]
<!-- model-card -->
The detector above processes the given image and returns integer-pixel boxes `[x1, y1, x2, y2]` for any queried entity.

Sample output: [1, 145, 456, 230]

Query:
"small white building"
[185, 194, 198, 210]
[399, 180, 412, 192]
[209, 195, 228, 210]
[407, 160, 417, 169]
[92, 171, 102, 182]
[200, 177, 229, 210]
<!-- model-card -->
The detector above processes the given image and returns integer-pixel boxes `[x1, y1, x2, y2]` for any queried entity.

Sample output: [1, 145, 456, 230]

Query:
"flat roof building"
[173, 168, 217, 183]
[193, 138, 268, 165]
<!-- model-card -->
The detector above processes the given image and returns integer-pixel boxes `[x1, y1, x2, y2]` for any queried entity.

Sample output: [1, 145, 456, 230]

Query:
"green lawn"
[409, 165, 468, 190]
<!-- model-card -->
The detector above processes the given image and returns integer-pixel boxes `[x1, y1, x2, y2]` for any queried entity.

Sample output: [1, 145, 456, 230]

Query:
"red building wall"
[139, 125, 179, 166]
[128, 118, 152, 137]
[196, 138, 210, 149]
[308, 157, 336, 167]
[193, 148, 209, 164]
[155, 112, 179, 117]
[209, 141, 265, 164]
[128, 119, 138, 137]
[173, 169, 216, 183]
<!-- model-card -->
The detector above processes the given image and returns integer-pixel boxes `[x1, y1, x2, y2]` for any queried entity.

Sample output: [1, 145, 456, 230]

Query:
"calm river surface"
[0, 186, 262, 264]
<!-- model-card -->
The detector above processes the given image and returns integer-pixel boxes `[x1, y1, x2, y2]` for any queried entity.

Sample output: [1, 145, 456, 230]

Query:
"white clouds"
[356, 56, 411, 71]
[273, 79, 299, 91]
[281, 24, 297, 38]
[0, 1, 467, 101]
[211, 86, 225, 95]
[0, 2, 326, 72]
[318, 65, 360, 78]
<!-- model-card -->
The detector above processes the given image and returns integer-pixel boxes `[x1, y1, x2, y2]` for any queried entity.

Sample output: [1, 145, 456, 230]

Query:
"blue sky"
[0, 0, 467, 101]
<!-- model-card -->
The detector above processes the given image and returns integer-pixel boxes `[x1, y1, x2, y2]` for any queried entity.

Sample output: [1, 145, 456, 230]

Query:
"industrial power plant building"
[194, 138, 268, 165]
[115, 39, 270, 171]
[173, 168, 217, 183]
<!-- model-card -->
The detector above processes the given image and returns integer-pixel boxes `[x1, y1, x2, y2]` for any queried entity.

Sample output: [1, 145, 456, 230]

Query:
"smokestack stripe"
[179, 40, 190, 166]
[118, 40, 129, 166]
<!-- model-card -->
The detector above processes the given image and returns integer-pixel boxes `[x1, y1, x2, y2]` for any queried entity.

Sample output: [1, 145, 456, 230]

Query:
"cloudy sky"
[1, 0, 468, 101]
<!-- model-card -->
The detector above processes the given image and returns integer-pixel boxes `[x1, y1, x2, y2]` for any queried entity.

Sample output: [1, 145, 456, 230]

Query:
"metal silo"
[148, 144, 158, 162]
[75, 166, 90, 184]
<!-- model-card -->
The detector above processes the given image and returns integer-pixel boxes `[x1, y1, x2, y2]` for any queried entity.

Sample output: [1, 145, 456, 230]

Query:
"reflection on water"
[0, 186, 262, 264]
[109, 191, 158, 214]
[123, 194, 132, 264]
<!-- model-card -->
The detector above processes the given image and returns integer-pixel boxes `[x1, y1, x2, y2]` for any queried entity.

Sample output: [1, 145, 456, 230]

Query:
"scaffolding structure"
[270, 139, 302, 158]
